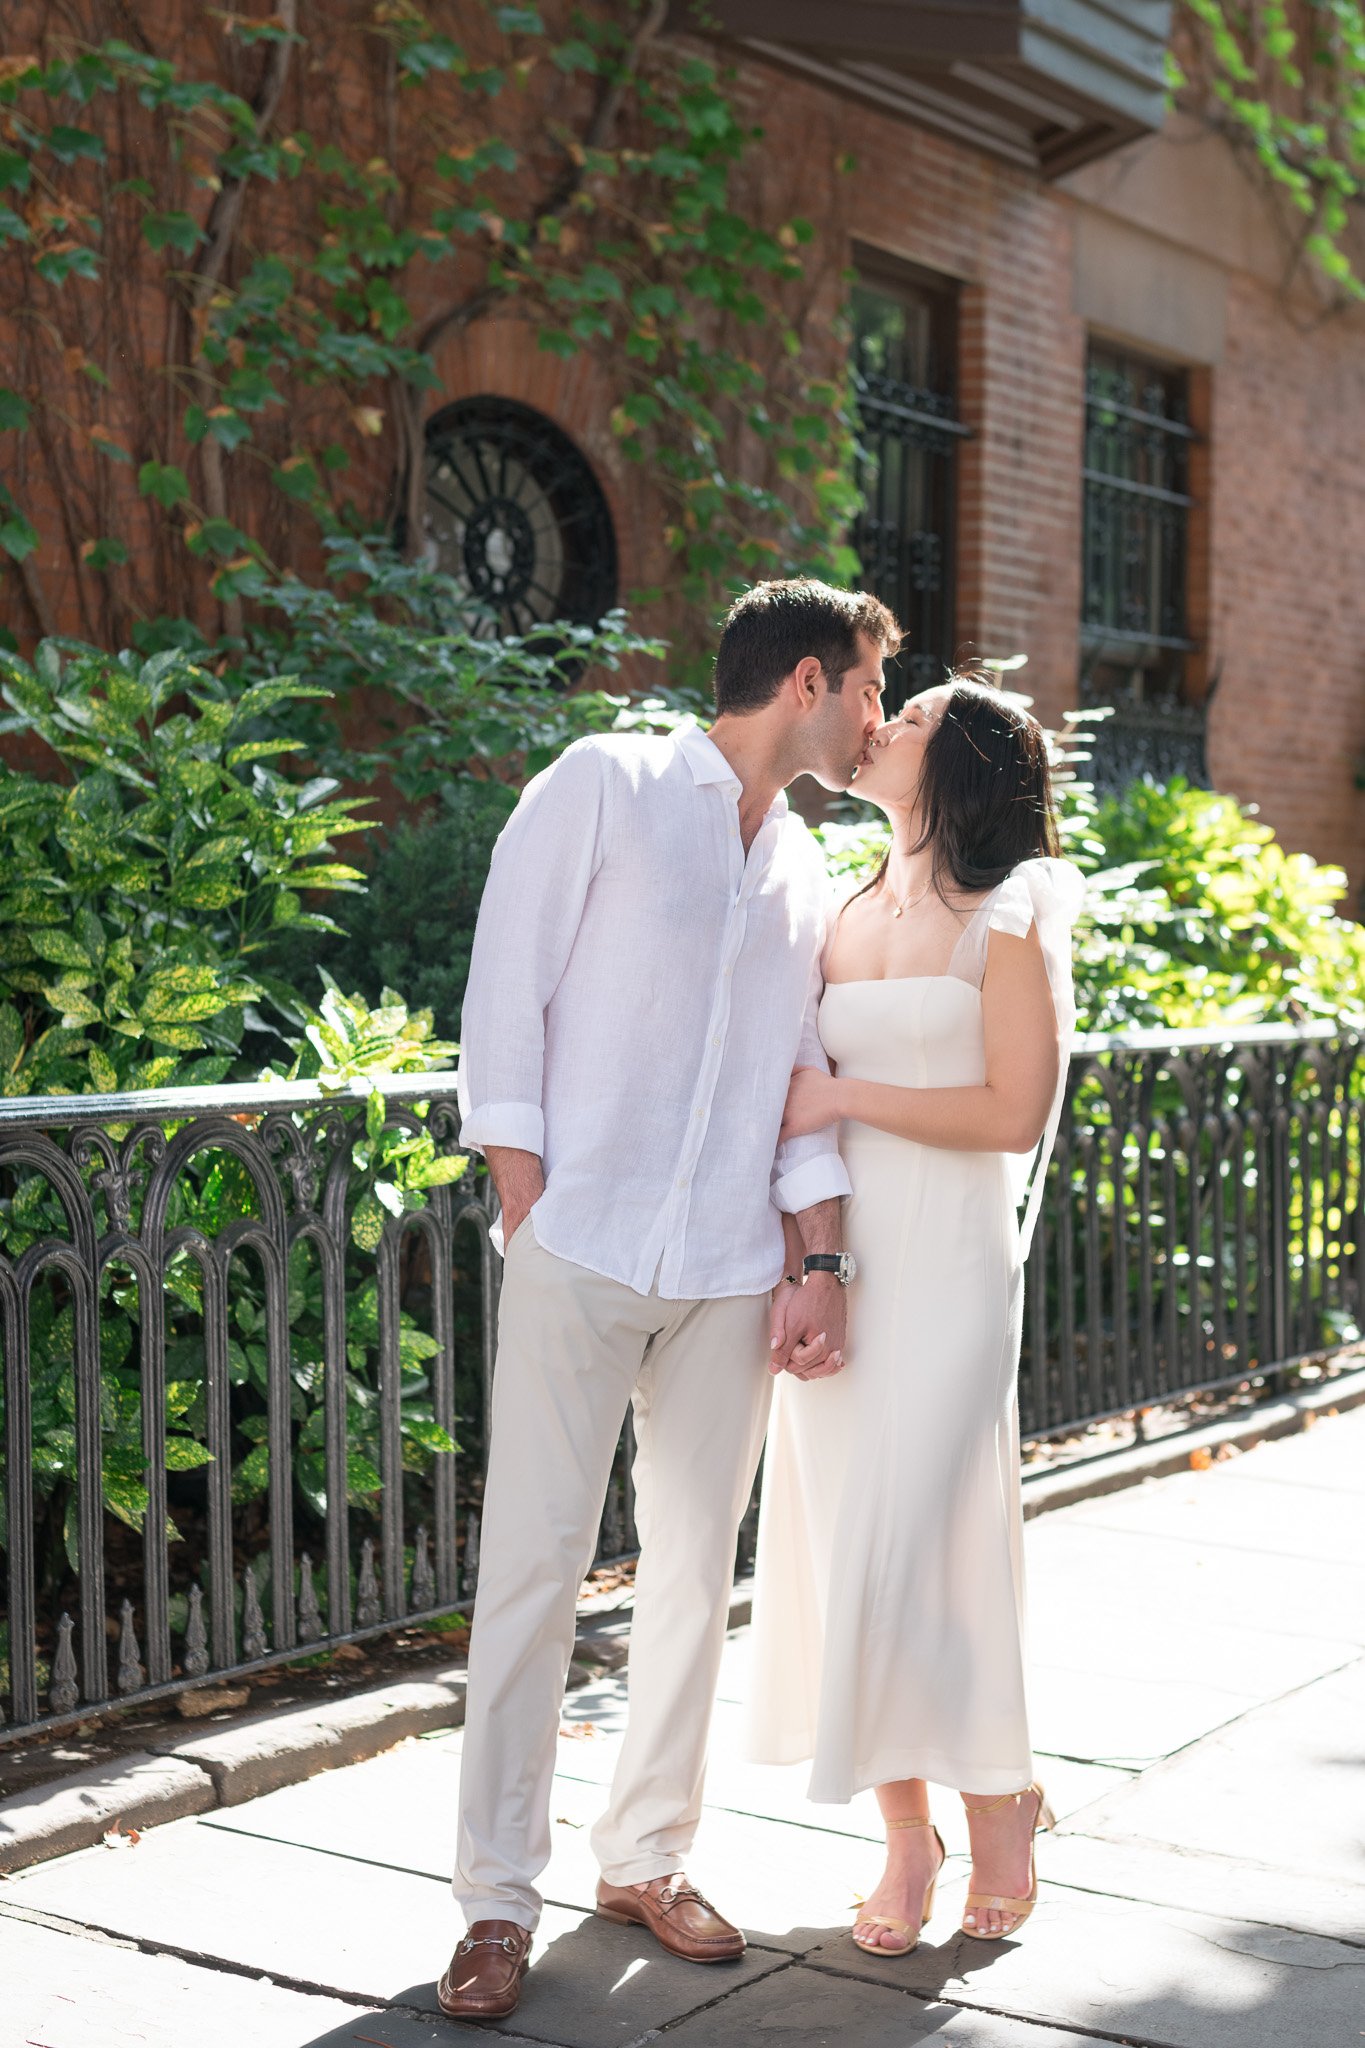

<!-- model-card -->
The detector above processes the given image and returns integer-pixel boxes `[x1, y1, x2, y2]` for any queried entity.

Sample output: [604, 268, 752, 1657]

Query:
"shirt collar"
[673, 721, 789, 819]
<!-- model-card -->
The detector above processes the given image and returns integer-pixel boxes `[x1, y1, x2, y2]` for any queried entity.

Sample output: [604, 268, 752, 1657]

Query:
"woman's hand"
[780, 1065, 843, 1142]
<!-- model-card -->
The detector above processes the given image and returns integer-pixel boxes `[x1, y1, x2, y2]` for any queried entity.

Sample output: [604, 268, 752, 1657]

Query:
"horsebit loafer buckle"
[457, 1934, 519, 1956]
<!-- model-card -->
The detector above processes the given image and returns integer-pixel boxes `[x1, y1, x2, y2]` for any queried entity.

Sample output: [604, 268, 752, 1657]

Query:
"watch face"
[839, 1253, 858, 1286]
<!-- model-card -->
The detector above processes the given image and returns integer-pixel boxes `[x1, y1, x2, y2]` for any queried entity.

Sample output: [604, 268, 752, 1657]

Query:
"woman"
[745, 674, 1083, 1955]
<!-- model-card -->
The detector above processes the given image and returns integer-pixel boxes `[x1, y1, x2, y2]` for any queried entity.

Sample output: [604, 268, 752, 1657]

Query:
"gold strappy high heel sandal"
[851, 1814, 946, 1957]
[961, 1780, 1055, 1939]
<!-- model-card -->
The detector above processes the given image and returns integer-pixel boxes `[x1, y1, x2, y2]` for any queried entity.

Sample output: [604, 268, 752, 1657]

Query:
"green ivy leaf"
[0, 512, 38, 560]
[81, 536, 130, 571]
[0, 387, 30, 431]
[137, 460, 190, 508]
[47, 125, 107, 165]
[35, 245, 99, 285]
[142, 211, 202, 255]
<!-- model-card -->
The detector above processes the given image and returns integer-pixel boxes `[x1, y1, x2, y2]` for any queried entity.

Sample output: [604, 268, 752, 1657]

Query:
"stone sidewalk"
[4, 1408, 1363, 2048]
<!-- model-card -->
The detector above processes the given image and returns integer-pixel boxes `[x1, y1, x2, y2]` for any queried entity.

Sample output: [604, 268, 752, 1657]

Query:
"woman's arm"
[781, 925, 1060, 1154]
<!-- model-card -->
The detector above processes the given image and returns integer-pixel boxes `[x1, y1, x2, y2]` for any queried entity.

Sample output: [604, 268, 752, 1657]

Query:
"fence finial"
[462, 1508, 481, 1602]
[298, 1554, 324, 1643]
[183, 1582, 209, 1678]
[50, 1611, 79, 1713]
[356, 1536, 381, 1627]
[411, 1524, 434, 1612]
[242, 1563, 268, 1661]
[117, 1599, 145, 1694]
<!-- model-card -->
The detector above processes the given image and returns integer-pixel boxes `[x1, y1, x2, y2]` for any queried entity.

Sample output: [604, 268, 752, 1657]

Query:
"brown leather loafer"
[596, 1875, 746, 1962]
[436, 1920, 533, 2019]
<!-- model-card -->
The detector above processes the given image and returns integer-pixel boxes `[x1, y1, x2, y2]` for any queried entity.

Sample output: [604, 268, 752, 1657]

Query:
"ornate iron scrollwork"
[422, 396, 618, 639]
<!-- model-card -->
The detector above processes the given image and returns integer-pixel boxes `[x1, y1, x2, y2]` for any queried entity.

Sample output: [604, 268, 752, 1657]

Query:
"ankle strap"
[886, 1815, 934, 1830]
[962, 1786, 1031, 1815]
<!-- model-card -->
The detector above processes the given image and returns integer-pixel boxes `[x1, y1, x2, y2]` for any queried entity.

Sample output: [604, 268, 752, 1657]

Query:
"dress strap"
[995, 859, 1084, 1259]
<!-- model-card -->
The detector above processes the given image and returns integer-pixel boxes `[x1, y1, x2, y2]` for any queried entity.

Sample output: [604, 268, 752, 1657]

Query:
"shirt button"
[712, 1036, 721, 1048]
[677, 1177, 689, 1190]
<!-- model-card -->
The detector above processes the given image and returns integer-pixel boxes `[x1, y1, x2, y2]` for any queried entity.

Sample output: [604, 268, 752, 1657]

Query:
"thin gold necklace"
[885, 874, 933, 919]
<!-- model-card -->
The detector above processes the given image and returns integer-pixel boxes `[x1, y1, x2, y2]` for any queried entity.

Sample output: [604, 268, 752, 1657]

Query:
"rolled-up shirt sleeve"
[457, 741, 607, 1156]
[770, 945, 852, 1214]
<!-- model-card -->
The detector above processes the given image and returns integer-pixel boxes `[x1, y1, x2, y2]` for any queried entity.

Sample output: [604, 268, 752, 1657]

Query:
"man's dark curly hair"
[713, 579, 901, 714]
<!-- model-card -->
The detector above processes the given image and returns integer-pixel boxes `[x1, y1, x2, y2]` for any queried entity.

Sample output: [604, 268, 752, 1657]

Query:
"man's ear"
[790, 655, 824, 710]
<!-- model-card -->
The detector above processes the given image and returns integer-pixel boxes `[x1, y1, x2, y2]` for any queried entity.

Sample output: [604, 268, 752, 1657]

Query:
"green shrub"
[228, 539, 676, 798]
[0, 641, 368, 1095]
[316, 782, 518, 1041]
[1081, 778, 1365, 1031]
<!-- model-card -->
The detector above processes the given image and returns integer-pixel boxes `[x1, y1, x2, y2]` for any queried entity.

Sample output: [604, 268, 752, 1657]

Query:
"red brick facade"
[4, 10, 1364, 893]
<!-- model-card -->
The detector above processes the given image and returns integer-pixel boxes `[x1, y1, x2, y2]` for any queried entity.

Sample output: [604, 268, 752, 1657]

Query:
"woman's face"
[851, 683, 954, 810]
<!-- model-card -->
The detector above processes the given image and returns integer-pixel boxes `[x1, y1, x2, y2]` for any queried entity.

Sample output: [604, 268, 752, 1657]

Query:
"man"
[439, 578, 897, 2022]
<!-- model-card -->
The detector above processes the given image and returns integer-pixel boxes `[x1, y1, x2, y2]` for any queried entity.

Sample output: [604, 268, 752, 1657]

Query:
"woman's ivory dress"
[745, 857, 1083, 1800]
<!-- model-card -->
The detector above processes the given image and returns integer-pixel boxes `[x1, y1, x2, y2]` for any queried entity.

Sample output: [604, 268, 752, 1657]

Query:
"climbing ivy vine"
[0, 2, 860, 685]
[1174, 0, 1365, 303]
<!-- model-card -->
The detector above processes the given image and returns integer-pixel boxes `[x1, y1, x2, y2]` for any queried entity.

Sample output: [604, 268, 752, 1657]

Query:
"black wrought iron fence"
[3, 1023, 1361, 1741]
[1021, 1023, 1364, 1436]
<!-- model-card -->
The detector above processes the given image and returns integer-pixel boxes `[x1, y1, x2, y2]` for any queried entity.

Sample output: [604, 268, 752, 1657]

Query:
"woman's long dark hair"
[852, 668, 1060, 908]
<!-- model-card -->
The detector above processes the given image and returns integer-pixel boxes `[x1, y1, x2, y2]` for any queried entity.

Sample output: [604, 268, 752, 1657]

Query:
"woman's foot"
[852, 1818, 945, 1954]
[961, 1783, 1051, 1939]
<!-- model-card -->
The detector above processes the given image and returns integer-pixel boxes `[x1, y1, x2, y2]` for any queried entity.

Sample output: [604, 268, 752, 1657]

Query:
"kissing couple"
[441, 577, 1083, 2020]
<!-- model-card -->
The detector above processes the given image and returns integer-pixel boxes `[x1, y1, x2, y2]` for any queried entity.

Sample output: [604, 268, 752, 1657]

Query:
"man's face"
[803, 637, 887, 792]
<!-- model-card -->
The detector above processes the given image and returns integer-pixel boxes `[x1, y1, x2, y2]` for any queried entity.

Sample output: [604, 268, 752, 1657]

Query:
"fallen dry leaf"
[558, 1721, 596, 1741]
[177, 1684, 250, 1719]
[555, 1816, 583, 1829]
[102, 1820, 140, 1849]
[1188, 1446, 1213, 1471]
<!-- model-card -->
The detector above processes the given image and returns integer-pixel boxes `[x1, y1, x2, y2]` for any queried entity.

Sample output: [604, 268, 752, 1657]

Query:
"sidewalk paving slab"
[1057, 1465, 1365, 1567]
[653, 1961, 1099, 2047]
[1020, 1516, 1365, 1651]
[1072, 1654, 1365, 1890]
[8, 1818, 462, 2004]
[1039, 1832, 1365, 1950]
[804, 1887, 1365, 2048]
[1, 1911, 394, 2048]
[5, 1812, 789, 2048]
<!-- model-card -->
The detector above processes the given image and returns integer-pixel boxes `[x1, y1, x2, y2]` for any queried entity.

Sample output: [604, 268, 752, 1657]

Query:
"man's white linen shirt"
[457, 722, 850, 1299]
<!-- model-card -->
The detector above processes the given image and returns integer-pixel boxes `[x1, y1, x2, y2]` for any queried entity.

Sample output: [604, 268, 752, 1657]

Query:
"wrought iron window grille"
[850, 271, 969, 709]
[420, 396, 618, 642]
[1081, 346, 1197, 691]
[1081, 343, 1206, 788]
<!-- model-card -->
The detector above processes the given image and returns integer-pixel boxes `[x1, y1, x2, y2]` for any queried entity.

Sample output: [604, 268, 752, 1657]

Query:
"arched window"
[422, 396, 618, 636]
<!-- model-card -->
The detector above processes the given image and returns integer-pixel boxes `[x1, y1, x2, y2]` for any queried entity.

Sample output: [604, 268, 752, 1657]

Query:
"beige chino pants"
[452, 1219, 773, 1930]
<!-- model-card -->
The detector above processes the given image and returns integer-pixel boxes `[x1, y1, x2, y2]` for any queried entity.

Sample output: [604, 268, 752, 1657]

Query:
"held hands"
[768, 1271, 847, 1381]
[780, 1065, 843, 1144]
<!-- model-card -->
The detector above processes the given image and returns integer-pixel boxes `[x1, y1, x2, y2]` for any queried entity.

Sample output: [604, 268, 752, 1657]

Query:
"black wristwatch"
[803, 1252, 857, 1287]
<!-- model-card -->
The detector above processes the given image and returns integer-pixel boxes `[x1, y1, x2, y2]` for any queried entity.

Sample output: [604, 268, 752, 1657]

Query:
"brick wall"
[1202, 271, 1365, 899]
[4, 7, 1363, 891]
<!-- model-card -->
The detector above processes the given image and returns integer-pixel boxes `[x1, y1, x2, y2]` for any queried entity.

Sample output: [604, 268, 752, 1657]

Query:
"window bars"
[851, 272, 968, 709]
